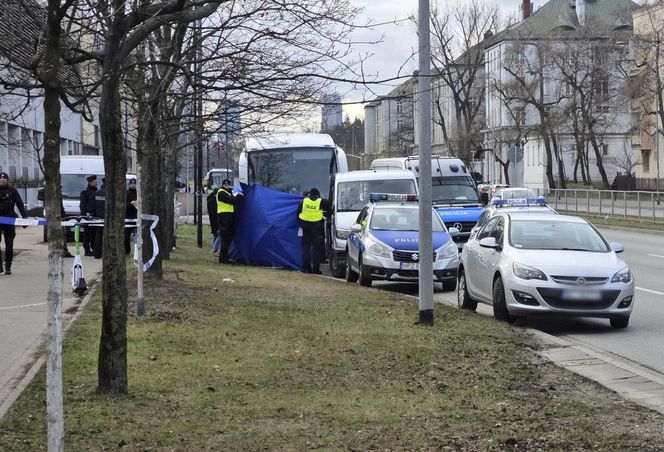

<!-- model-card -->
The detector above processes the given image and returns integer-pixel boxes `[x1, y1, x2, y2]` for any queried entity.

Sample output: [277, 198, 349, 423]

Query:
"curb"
[0, 278, 100, 420]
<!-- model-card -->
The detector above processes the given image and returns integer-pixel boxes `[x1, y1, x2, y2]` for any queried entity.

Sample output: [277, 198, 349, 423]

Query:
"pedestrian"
[206, 185, 220, 255]
[216, 179, 242, 263]
[125, 178, 137, 255]
[92, 177, 106, 259]
[297, 187, 330, 274]
[79, 175, 97, 256]
[0, 172, 28, 275]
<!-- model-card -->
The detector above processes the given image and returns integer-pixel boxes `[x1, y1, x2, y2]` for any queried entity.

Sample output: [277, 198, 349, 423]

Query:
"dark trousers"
[83, 226, 95, 255]
[218, 213, 236, 263]
[0, 224, 16, 268]
[93, 227, 103, 259]
[124, 225, 136, 255]
[301, 221, 323, 273]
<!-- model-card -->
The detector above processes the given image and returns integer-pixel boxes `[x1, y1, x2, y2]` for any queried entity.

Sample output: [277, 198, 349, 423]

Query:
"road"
[358, 226, 664, 376]
[0, 227, 102, 417]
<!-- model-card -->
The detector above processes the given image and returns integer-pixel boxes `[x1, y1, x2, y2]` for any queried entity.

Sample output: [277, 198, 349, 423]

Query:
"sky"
[338, 0, 532, 122]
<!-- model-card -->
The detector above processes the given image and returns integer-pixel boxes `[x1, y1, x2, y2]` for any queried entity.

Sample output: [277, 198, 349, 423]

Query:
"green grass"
[2, 226, 664, 450]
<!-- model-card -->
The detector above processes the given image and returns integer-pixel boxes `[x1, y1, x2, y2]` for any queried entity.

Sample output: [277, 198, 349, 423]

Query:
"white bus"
[238, 132, 348, 198]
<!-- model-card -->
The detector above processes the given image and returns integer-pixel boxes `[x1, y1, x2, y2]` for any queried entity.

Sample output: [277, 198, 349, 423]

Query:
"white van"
[326, 169, 418, 278]
[59, 156, 105, 215]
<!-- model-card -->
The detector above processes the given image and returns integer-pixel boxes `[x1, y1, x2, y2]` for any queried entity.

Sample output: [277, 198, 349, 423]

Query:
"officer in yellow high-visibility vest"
[216, 179, 242, 263]
[297, 187, 330, 274]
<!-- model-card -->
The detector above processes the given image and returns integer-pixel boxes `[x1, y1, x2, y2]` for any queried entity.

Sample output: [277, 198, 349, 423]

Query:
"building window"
[514, 106, 526, 126]
[22, 167, 28, 180]
[9, 166, 16, 181]
[602, 144, 608, 156]
[642, 149, 651, 173]
[34, 167, 40, 180]
[396, 100, 403, 115]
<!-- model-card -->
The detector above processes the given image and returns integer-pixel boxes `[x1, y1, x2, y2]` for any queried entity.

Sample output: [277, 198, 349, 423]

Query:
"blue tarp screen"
[229, 184, 304, 270]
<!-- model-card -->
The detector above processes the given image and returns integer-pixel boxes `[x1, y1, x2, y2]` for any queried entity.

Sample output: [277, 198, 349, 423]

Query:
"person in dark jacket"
[79, 175, 97, 256]
[206, 186, 220, 255]
[0, 172, 28, 274]
[297, 187, 331, 274]
[92, 178, 106, 259]
[124, 178, 137, 255]
[216, 179, 242, 263]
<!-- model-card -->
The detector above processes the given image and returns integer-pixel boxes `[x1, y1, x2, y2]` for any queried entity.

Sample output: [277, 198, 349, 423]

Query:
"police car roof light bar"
[369, 193, 419, 203]
[491, 197, 547, 207]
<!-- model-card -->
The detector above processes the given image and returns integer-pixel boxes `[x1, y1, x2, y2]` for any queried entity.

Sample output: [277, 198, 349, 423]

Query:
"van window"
[432, 176, 480, 205]
[337, 179, 416, 211]
[61, 174, 103, 200]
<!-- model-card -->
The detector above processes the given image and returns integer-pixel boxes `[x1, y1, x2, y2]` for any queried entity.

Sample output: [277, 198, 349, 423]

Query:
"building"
[320, 93, 342, 132]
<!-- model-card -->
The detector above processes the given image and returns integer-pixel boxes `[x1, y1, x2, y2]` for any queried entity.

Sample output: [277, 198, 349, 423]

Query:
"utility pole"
[195, 17, 204, 247]
[417, 0, 434, 325]
[135, 162, 145, 316]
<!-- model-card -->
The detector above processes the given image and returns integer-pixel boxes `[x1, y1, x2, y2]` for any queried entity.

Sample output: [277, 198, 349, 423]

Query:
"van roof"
[334, 169, 416, 182]
[60, 156, 105, 175]
[245, 133, 335, 151]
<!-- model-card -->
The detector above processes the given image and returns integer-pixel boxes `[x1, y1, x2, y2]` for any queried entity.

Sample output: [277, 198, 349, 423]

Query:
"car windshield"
[509, 220, 610, 252]
[432, 177, 481, 205]
[61, 174, 103, 200]
[497, 188, 537, 199]
[370, 207, 445, 232]
[337, 179, 416, 211]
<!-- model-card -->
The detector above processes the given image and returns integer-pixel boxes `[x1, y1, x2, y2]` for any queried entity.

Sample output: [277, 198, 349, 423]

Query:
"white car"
[457, 212, 634, 329]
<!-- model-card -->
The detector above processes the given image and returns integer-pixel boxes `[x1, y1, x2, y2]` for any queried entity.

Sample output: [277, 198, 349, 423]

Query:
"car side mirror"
[479, 237, 499, 249]
[610, 242, 624, 254]
[37, 188, 45, 201]
[350, 224, 362, 233]
[448, 227, 460, 237]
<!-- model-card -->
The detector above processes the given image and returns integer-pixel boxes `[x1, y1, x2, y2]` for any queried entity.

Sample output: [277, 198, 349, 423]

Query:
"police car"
[345, 193, 460, 291]
[470, 196, 557, 240]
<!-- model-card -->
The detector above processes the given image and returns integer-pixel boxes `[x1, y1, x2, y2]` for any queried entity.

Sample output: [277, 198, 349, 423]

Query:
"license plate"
[400, 262, 419, 270]
[561, 289, 602, 301]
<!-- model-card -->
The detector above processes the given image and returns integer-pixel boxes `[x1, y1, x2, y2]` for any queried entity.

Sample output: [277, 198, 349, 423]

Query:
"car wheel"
[345, 249, 358, 283]
[358, 255, 372, 287]
[457, 270, 477, 311]
[329, 251, 346, 278]
[442, 279, 457, 292]
[492, 276, 515, 324]
[610, 317, 629, 329]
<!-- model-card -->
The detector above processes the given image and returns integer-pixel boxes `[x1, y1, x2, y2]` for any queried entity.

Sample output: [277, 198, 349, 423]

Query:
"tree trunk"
[97, 49, 128, 394]
[588, 133, 610, 189]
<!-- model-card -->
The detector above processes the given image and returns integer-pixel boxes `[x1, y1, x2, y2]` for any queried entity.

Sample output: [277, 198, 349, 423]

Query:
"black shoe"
[312, 270, 322, 275]
[5, 267, 11, 275]
[84, 251, 94, 257]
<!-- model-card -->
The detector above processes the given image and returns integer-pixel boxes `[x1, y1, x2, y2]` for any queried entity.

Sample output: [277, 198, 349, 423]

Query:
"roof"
[334, 169, 416, 182]
[364, 76, 415, 107]
[244, 133, 335, 151]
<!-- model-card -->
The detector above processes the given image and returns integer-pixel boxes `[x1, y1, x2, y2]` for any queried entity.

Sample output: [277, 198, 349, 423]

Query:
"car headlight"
[365, 235, 391, 258]
[612, 267, 631, 283]
[513, 262, 547, 281]
[436, 241, 458, 260]
[336, 229, 350, 240]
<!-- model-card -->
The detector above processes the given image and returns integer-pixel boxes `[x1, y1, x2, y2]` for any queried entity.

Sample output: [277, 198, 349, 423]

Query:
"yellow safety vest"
[299, 197, 323, 222]
[216, 188, 235, 214]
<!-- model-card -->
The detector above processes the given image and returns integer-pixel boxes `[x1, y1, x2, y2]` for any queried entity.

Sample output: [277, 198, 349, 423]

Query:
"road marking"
[648, 254, 664, 259]
[636, 287, 664, 296]
[0, 302, 47, 311]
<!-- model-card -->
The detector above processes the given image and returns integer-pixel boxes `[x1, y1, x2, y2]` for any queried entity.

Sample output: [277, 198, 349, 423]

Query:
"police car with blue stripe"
[345, 193, 460, 291]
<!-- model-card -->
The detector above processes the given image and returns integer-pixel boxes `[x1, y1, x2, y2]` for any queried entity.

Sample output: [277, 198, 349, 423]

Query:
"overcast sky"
[339, 0, 533, 121]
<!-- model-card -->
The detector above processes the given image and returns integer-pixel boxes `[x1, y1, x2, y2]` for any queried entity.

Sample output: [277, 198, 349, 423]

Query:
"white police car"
[470, 196, 557, 240]
[345, 193, 460, 291]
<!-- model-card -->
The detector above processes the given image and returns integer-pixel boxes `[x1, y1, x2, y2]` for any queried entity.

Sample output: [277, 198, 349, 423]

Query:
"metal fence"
[539, 189, 664, 223]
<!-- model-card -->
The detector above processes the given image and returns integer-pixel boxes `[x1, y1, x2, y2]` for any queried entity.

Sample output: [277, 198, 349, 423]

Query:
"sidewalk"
[0, 227, 102, 418]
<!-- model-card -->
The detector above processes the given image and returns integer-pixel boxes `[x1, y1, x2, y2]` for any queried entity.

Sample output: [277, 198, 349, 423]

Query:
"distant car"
[346, 193, 460, 291]
[491, 184, 509, 194]
[457, 213, 634, 329]
[477, 183, 493, 194]
[470, 196, 557, 240]
[492, 187, 537, 200]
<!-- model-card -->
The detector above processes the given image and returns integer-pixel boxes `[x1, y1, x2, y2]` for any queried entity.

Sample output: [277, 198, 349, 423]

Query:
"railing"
[538, 189, 664, 223]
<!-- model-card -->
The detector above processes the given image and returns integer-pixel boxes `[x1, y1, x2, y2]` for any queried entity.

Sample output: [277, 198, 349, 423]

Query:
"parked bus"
[238, 132, 348, 198]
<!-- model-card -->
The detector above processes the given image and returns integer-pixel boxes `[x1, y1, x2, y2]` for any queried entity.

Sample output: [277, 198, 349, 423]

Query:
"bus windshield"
[337, 179, 416, 212]
[247, 147, 335, 198]
[431, 176, 481, 205]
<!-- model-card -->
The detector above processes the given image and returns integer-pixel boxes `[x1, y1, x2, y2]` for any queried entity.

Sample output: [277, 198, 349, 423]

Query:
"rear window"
[337, 179, 416, 211]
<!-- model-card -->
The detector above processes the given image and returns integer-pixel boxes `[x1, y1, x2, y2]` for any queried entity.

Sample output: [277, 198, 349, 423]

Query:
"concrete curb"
[0, 278, 100, 420]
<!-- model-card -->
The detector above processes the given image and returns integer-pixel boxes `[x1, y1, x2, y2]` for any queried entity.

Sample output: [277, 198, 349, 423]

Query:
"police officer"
[0, 172, 28, 275]
[216, 179, 242, 263]
[125, 178, 137, 255]
[206, 185, 220, 255]
[297, 187, 330, 274]
[92, 177, 106, 259]
[79, 175, 97, 256]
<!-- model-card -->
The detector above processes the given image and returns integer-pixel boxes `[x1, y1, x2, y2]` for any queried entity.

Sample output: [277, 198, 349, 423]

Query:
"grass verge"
[1, 226, 664, 451]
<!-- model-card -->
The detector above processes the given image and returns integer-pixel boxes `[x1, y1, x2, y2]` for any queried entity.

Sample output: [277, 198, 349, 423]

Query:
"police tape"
[0, 214, 160, 273]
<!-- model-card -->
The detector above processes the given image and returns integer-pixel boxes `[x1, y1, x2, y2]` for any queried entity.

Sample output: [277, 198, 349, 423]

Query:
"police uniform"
[92, 179, 106, 259]
[79, 175, 98, 256]
[0, 172, 28, 274]
[125, 179, 137, 255]
[216, 181, 241, 263]
[297, 188, 330, 274]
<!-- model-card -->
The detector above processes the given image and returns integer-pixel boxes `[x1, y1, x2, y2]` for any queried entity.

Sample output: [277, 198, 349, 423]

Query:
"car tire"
[329, 251, 346, 279]
[345, 249, 359, 283]
[442, 280, 457, 292]
[457, 270, 477, 311]
[492, 276, 515, 324]
[610, 317, 629, 329]
[358, 255, 372, 287]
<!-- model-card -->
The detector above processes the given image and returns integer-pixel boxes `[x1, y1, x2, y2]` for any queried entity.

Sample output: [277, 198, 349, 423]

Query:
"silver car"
[457, 212, 634, 329]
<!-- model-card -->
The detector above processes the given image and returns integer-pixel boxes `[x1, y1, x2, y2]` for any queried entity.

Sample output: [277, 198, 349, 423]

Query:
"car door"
[347, 206, 369, 271]
[468, 217, 499, 301]
[477, 217, 505, 301]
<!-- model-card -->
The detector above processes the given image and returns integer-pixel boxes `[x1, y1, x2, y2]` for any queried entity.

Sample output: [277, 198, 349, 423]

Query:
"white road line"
[648, 254, 664, 259]
[636, 287, 664, 296]
[0, 302, 47, 311]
